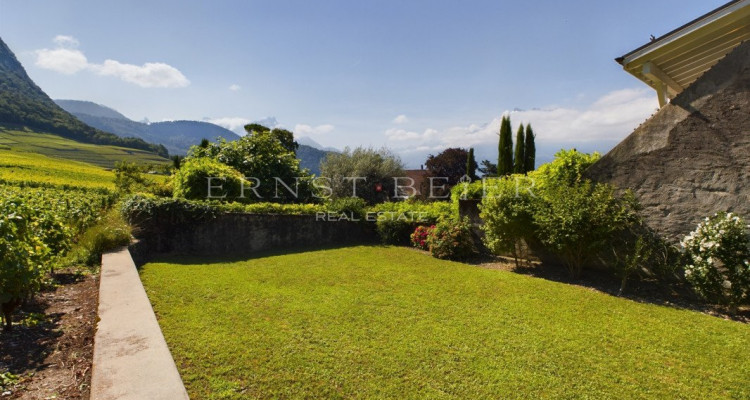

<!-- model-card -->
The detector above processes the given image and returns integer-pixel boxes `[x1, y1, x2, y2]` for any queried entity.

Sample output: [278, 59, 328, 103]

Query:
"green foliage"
[497, 115, 513, 176]
[0, 197, 48, 330]
[320, 147, 404, 204]
[524, 124, 536, 172]
[513, 124, 525, 174]
[533, 181, 637, 278]
[114, 161, 154, 194]
[531, 148, 600, 189]
[681, 212, 750, 309]
[427, 217, 476, 260]
[243, 124, 299, 154]
[371, 200, 452, 245]
[478, 160, 497, 177]
[73, 208, 132, 266]
[479, 175, 536, 264]
[188, 132, 314, 203]
[327, 197, 368, 220]
[173, 157, 246, 201]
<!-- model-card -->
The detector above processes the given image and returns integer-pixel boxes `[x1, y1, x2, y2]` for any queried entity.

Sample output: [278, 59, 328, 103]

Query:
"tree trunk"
[1, 300, 19, 332]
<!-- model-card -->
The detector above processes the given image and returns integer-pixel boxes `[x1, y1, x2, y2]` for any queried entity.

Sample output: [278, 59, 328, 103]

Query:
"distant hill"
[56, 99, 335, 174]
[0, 37, 169, 158]
[55, 100, 242, 156]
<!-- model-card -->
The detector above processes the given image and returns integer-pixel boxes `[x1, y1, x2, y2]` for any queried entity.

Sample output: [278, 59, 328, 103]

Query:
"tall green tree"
[524, 124, 536, 172]
[514, 124, 525, 173]
[497, 116, 514, 176]
[466, 148, 479, 181]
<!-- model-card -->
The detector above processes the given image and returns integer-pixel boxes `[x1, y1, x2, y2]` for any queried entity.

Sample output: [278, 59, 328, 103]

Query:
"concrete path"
[91, 248, 189, 400]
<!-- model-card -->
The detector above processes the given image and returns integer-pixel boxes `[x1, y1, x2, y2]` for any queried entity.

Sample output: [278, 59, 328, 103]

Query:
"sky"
[0, 0, 729, 167]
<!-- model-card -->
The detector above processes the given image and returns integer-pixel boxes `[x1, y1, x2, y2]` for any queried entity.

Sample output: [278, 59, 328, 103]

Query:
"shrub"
[681, 212, 750, 309]
[173, 157, 245, 201]
[530, 149, 600, 190]
[479, 175, 536, 266]
[327, 197, 368, 220]
[533, 181, 636, 278]
[426, 218, 476, 260]
[411, 225, 435, 251]
[114, 161, 154, 194]
[0, 197, 49, 331]
[74, 208, 132, 266]
[371, 200, 451, 245]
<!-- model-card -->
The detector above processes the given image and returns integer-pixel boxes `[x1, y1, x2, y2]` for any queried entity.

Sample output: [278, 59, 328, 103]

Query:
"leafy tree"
[478, 160, 497, 177]
[466, 148, 479, 181]
[531, 148, 600, 190]
[319, 147, 404, 204]
[425, 148, 472, 198]
[497, 116, 513, 176]
[524, 124, 536, 172]
[243, 124, 299, 155]
[514, 124, 525, 174]
[480, 175, 536, 267]
[114, 161, 153, 194]
[187, 129, 314, 203]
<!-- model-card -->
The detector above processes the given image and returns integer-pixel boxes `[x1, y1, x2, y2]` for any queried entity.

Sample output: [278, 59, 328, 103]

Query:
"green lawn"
[141, 246, 750, 399]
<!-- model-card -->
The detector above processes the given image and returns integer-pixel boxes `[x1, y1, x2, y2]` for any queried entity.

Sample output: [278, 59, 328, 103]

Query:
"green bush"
[533, 181, 636, 278]
[173, 157, 246, 201]
[371, 200, 451, 245]
[479, 176, 536, 265]
[426, 217, 476, 260]
[681, 212, 750, 309]
[530, 148, 600, 190]
[327, 197, 368, 220]
[0, 197, 48, 331]
[74, 208, 132, 266]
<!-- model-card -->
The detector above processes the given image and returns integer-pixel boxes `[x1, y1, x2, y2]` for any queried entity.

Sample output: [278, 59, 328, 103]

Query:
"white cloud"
[294, 123, 335, 136]
[34, 35, 189, 88]
[229, 84, 241, 91]
[35, 47, 88, 74]
[52, 35, 79, 48]
[392, 114, 409, 124]
[386, 88, 658, 149]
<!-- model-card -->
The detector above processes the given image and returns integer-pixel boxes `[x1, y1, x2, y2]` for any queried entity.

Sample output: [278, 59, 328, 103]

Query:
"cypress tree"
[524, 124, 536, 172]
[513, 123, 525, 173]
[497, 116, 513, 176]
[466, 147, 478, 181]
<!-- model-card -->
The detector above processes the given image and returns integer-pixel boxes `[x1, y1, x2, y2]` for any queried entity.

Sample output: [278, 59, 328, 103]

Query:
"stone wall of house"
[586, 40, 750, 243]
[129, 213, 378, 264]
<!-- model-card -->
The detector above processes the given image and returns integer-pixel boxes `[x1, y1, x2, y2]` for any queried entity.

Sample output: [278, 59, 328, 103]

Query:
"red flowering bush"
[426, 218, 476, 260]
[410, 225, 435, 251]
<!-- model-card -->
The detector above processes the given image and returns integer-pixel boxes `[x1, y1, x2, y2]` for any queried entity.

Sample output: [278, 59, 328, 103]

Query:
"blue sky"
[0, 0, 728, 166]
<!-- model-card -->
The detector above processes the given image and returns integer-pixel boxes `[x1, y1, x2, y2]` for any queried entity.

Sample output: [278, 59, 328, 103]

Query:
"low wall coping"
[91, 248, 189, 400]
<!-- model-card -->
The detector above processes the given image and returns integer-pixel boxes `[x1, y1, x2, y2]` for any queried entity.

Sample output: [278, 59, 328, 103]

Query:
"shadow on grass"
[139, 242, 387, 267]
[465, 252, 749, 323]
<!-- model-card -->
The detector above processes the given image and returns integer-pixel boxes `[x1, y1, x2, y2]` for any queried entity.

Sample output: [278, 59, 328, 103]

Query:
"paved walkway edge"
[91, 247, 190, 400]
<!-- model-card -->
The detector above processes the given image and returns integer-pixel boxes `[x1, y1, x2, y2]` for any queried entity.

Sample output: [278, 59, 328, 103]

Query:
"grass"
[0, 126, 169, 169]
[141, 246, 750, 399]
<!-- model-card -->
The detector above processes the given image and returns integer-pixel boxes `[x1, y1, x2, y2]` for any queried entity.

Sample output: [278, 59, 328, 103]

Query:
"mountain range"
[55, 99, 333, 174]
[0, 37, 168, 157]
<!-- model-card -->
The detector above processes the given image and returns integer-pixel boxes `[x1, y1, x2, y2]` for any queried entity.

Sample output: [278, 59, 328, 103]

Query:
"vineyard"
[0, 180, 116, 330]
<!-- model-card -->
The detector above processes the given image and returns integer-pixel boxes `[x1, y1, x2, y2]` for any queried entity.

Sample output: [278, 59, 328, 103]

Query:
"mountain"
[56, 99, 335, 174]
[297, 136, 339, 152]
[55, 100, 242, 156]
[0, 37, 169, 158]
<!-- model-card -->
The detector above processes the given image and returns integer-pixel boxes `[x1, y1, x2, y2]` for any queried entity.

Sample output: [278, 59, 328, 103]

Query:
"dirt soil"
[0, 272, 98, 399]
